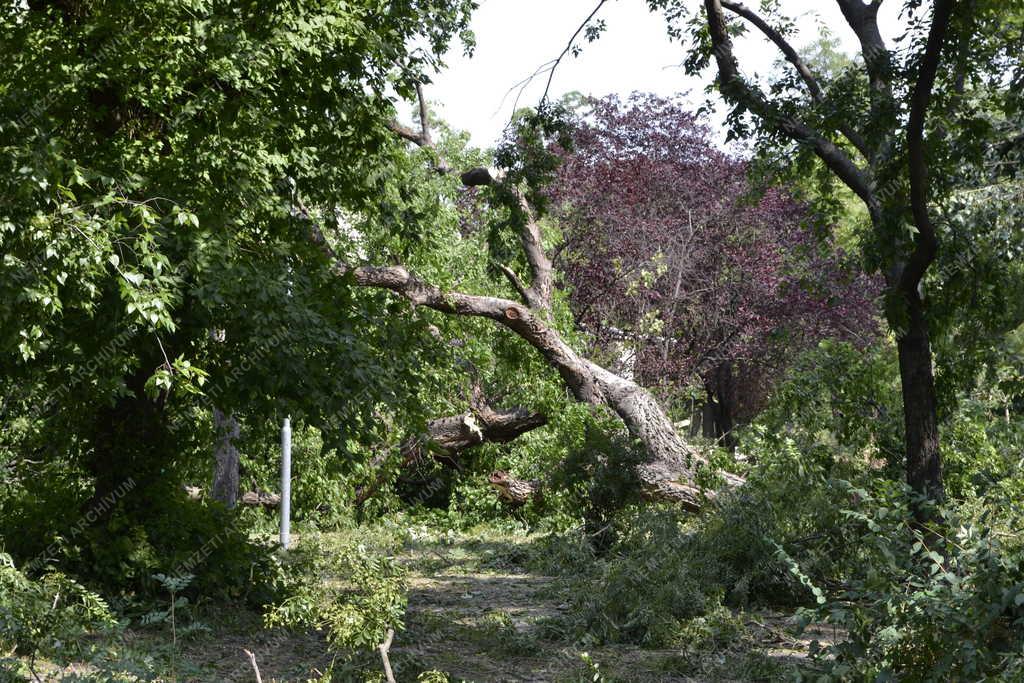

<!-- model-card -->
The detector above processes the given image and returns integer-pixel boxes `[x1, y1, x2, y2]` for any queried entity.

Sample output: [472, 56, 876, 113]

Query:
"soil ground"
[12, 528, 832, 682]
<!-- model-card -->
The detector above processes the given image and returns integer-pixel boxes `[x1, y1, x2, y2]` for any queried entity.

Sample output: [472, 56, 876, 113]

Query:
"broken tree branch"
[704, 0, 876, 212]
[541, 0, 611, 105]
[242, 649, 263, 683]
[498, 263, 532, 304]
[313, 85, 746, 509]
[387, 82, 449, 173]
[354, 396, 548, 507]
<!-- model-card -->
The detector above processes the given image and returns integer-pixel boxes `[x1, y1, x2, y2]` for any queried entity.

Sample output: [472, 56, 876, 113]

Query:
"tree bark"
[896, 291, 944, 502]
[208, 329, 241, 509]
[211, 407, 241, 508]
[585, 362, 744, 509]
[898, 0, 954, 507]
[488, 470, 540, 505]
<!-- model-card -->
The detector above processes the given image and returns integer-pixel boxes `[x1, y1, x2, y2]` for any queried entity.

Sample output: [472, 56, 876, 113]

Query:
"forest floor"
[17, 526, 832, 682]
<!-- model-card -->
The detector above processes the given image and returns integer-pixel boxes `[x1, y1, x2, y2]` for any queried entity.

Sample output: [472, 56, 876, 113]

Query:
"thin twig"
[243, 648, 263, 683]
[540, 0, 609, 106]
[155, 334, 173, 372]
[497, 0, 609, 119]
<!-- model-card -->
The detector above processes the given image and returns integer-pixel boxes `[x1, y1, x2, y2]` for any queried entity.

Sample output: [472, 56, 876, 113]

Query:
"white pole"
[280, 416, 291, 549]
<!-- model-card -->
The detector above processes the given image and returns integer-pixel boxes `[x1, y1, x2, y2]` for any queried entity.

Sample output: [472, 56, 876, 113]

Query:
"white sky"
[414, 0, 904, 149]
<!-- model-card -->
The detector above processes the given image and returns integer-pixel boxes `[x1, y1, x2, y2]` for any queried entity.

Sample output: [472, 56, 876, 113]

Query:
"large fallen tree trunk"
[304, 88, 743, 511]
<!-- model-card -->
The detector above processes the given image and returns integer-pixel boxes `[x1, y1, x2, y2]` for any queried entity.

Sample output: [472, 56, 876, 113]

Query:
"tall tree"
[646, 0, 1023, 504]
[0, 0, 478, 562]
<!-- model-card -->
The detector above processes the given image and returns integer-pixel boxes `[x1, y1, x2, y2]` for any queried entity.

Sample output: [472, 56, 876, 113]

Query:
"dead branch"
[242, 649, 263, 683]
[378, 628, 396, 683]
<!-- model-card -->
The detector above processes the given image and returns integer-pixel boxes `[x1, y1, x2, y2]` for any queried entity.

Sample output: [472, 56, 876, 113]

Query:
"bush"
[73, 494, 280, 603]
[263, 533, 407, 655]
[552, 422, 647, 552]
[0, 553, 117, 674]
[547, 507, 720, 646]
[786, 483, 1024, 681]
[682, 427, 859, 607]
[941, 409, 1005, 500]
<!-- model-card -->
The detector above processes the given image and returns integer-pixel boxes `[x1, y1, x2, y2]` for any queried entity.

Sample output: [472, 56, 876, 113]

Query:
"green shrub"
[554, 424, 646, 552]
[683, 428, 858, 607]
[0, 553, 117, 673]
[74, 495, 280, 603]
[263, 533, 407, 655]
[786, 483, 1024, 681]
[550, 507, 719, 646]
[941, 410, 1005, 499]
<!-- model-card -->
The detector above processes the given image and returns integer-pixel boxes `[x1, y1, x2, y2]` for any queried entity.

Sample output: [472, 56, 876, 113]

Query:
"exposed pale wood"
[242, 649, 263, 683]
[378, 628, 396, 683]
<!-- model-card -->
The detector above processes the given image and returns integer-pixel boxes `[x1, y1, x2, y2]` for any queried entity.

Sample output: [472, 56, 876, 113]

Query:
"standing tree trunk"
[211, 407, 241, 508]
[897, 291, 943, 501]
[208, 329, 241, 508]
[701, 400, 717, 440]
[702, 363, 738, 452]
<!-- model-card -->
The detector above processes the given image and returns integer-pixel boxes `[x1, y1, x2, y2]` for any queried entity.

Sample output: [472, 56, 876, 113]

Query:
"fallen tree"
[305, 88, 743, 511]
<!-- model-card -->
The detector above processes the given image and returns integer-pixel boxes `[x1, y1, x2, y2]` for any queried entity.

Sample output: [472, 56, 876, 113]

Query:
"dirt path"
[387, 534, 825, 682]
[13, 529, 828, 682]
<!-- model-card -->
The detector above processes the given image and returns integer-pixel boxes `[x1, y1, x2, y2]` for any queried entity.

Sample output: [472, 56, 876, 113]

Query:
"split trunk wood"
[354, 396, 548, 507]
[488, 470, 540, 506]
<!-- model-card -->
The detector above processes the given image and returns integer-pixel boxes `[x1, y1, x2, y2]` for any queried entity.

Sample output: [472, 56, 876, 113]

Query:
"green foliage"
[941, 409, 1004, 500]
[542, 507, 719, 647]
[0, 554, 116, 668]
[553, 421, 646, 551]
[757, 339, 903, 476]
[264, 533, 407, 655]
[141, 573, 208, 639]
[74, 497, 279, 600]
[790, 483, 1024, 681]
[445, 474, 508, 526]
[140, 573, 208, 682]
[494, 103, 575, 215]
[240, 424, 354, 526]
[0, 0, 478, 602]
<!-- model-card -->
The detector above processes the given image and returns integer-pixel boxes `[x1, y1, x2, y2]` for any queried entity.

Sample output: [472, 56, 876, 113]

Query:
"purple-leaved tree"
[551, 95, 880, 448]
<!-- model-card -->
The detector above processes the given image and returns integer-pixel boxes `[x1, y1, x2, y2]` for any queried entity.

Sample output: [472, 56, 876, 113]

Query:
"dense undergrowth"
[4, 450, 1023, 680]
[3, 338, 1024, 681]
